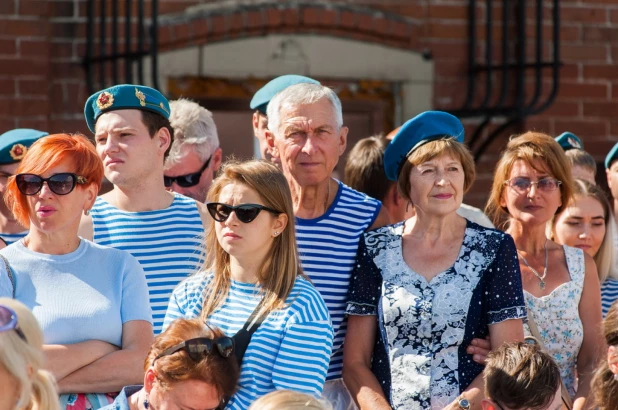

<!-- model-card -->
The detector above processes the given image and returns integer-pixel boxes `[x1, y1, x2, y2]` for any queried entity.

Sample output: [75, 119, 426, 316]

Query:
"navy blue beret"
[606, 142, 618, 169]
[250, 75, 320, 115]
[0, 128, 48, 164]
[384, 111, 465, 181]
[84, 84, 170, 133]
[555, 132, 583, 151]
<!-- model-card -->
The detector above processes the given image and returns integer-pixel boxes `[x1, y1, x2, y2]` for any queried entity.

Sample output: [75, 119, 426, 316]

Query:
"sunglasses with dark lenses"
[206, 203, 281, 224]
[15, 173, 88, 196]
[155, 337, 235, 363]
[0, 305, 27, 343]
[164, 156, 212, 188]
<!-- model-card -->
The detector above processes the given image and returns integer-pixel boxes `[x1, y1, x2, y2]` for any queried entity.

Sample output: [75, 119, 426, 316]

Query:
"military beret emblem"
[567, 137, 582, 149]
[135, 89, 146, 107]
[96, 92, 114, 110]
[9, 143, 27, 160]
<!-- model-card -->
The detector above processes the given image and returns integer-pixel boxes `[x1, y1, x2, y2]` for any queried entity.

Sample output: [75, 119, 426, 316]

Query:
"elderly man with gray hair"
[266, 82, 390, 409]
[164, 98, 222, 202]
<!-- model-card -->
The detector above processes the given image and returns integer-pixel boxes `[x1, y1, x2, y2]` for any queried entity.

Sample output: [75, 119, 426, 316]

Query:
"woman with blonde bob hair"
[164, 160, 334, 409]
[0, 297, 59, 410]
[484, 131, 603, 410]
[344, 111, 526, 410]
[249, 390, 333, 410]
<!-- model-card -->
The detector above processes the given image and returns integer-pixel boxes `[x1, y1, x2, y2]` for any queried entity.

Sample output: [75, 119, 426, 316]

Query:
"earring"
[143, 393, 150, 409]
[84, 209, 90, 216]
[614, 374, 618, 381]
[273, 232, 279, 236]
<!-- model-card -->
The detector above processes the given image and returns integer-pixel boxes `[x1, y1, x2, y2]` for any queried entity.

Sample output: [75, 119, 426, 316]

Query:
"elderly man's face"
[269, 97, 347, 186]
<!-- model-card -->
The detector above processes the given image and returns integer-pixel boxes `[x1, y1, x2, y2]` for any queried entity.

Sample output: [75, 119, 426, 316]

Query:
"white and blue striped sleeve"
[271, 319, 334, 397]
[162, 283, 188, 332]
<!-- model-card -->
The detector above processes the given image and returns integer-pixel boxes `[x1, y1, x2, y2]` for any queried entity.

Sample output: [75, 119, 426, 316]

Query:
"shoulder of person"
[174, 270, 212, 299]
[339, 181, 381, 206]
[286, 276, 330, 320]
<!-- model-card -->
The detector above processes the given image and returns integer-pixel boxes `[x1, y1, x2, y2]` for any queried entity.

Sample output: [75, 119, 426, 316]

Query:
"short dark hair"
[566, 149, 597, 175]
[344, 135, 391, 202]
[484, 342, 561, 410]
[141, 110, 174, 160]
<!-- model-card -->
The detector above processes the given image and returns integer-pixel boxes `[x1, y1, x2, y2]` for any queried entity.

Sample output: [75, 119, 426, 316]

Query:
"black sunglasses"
[15, 173, 88, 196]
[206, 202, 281, 224]
[154, 337, 235, 363]
[164, 156, 212, 188]
[0, 305, 27, 343]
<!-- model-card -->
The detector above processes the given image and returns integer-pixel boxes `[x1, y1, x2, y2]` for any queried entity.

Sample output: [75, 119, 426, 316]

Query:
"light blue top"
[296, 181, 380, 380]
[90, 193, 204, 334]
[0, 239, 152, 346]
[164, 273, 334, 410]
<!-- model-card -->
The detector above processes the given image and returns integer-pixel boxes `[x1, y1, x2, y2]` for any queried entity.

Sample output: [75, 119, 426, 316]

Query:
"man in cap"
[556, 131, 596, 185]
[164, 98, 222, 202]
[80, 84, 208, 333]
[265, 82, 390, 408]
[0, 128, 48, 246]
[250, 74, 319, 163]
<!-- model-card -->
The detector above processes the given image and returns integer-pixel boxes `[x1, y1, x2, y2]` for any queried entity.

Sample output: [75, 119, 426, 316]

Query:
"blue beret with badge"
[384, 111, 465, 181]
[84, 84, 170, 133]
[250, 75, 320, 115]
[606, 142, 618, 169]
[0, 128, 48, 164]
[555, 132, 583, 151]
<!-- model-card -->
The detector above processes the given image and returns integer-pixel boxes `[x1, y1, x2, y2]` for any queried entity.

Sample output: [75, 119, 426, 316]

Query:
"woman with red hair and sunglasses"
[100, 318, 240, 410]
[0, 134, 154, 410]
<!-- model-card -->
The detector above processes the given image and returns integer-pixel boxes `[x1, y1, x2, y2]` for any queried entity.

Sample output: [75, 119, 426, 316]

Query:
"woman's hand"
[467, 336, 491, 365]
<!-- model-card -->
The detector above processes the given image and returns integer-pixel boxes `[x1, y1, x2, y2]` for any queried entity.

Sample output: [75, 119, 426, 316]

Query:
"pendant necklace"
[517, 239, 548, 290]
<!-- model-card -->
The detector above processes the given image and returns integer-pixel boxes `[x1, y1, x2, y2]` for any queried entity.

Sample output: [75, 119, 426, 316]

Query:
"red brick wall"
[1, 0, 618, 206]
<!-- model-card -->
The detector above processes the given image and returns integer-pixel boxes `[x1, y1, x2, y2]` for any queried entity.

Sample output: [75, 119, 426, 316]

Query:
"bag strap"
[0, 254, 15, 298]
[527, 311, 574, 410]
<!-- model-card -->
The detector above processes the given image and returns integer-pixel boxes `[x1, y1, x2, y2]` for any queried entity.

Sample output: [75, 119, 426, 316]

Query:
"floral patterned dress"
[523, 245, 585, 398]
[346, 220, 526, 410]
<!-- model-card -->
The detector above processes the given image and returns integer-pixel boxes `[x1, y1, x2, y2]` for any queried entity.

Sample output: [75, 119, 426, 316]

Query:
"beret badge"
[568, 136, 581, 149]
[96, 92, 114, 110]
[135, 88, 146, 107]
[9, 143, 27, 160]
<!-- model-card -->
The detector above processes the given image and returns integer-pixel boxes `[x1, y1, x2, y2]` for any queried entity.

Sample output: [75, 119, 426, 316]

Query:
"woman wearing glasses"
[0, 298, 59, 410]
[100, 318, 239, 410]
[485, 131, 603, 410]
[0, 134, 154, 410]
[164, 160, 334, 410]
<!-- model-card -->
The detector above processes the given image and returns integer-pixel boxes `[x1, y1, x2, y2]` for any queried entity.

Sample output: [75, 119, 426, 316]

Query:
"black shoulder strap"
[0, 254, 15, 298]
[232, 300, 269, 364]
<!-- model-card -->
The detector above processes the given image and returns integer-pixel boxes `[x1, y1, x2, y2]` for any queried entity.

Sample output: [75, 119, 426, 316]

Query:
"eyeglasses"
[206, 203, 281, 224]
[504, 177, 562, 194]
[154, 337, 235, 363]
[0, 305, 27, 343]
[164, 156, 212, 188]
[15, 173, 88, 196]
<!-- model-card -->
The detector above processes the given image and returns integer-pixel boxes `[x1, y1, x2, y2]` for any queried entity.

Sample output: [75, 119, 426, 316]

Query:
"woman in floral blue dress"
[342, 112, 526, 410]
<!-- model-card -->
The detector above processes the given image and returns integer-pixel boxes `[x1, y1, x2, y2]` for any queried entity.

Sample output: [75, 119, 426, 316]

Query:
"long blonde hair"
[248, 390, 333, 410]
[0, 298, 59, 410]
[199, 160, 302, 320]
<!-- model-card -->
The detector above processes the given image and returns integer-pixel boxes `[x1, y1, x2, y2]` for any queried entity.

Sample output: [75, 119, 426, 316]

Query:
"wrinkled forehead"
[279, 98, 339, 127]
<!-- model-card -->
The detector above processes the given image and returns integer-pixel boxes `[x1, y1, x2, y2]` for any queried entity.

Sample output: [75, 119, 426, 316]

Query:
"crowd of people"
[2, 74, 618, 410]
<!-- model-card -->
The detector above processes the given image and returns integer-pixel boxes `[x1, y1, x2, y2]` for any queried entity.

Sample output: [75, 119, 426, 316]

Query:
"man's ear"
[338, 126, 348, 156]
[266, 130, 279, 159]
[157, 127, 172, 155]
[252, 112, 260, 134]
[212, 147, 223, 172]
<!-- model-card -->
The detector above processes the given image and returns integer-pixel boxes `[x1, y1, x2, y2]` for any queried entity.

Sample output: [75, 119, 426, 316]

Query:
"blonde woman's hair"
[550, 179, 617, 284]
[0, 298, 59, 410]
[248, 390, 333, 410]
[486, 131, 575, 230]
[199, 159, 302, 321]
[592, 301, 618, 410]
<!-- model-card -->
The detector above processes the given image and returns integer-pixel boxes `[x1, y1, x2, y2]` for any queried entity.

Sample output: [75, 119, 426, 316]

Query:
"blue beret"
[84, 84, 170, 133]
[606, 142, 618, 169]
[555, 132, 583, 151]
[0, 128, 48, 165]
[250, 75, 320, 115]
[384, 111, 465, 181]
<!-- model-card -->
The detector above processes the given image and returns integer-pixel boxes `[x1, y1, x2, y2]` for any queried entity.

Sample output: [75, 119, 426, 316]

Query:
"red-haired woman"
[0, 134, 154, 410]
[100, 318, 240, 410]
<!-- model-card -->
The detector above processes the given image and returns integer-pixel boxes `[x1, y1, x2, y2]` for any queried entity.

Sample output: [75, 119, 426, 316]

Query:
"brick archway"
[158, 2, 424, 54]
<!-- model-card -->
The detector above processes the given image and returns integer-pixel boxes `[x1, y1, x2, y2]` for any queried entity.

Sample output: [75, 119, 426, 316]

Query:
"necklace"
[517, 239, 548, 290]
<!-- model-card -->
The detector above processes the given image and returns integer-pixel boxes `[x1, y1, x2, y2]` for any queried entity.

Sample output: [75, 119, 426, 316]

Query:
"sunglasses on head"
[164, 156, 212, 188]
[154, 337, 235, 363]
[15, 173, 88, 196]
[0, 305, 27, 343]
[206, 203, 281, 224]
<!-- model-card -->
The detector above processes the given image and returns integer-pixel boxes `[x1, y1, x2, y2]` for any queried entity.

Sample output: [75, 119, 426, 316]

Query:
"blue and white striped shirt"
[90, 193, 204, 333]
[601, 278, 618, 317]
[163, 273, 334, 410]
[0, 230, 28, 245]
[296, 181, 381, 380]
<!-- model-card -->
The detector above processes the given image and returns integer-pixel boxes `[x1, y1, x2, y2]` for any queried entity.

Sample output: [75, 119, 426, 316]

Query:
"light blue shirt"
[0, 239, 152, 346]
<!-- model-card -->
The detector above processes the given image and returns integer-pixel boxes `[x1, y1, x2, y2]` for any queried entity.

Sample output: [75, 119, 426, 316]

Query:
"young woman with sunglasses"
[0, 134, 154, 410]
[100, 318, 239, 410]
[164, 160, 334, 410]
[485, 132, 603, 410]
[0, 298, 59, 410]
